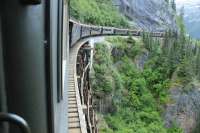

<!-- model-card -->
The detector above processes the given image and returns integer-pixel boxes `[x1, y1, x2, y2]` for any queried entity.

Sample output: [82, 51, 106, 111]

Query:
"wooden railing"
[76, 44, 98, 133]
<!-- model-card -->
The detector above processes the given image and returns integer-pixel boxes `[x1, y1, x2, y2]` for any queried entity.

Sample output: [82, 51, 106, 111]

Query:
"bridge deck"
[68, 39, 88, 133]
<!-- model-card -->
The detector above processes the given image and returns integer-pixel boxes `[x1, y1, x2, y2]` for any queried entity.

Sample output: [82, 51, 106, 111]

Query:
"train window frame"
[57, 0, 64, 102]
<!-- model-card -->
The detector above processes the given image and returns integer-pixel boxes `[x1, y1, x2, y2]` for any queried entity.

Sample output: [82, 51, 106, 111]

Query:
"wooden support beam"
[82, 47, 94, 50]
[82, 104, 87, 114]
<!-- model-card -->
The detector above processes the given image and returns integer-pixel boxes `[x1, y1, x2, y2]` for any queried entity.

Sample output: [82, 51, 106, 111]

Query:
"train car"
[80, 24, 91, 38]
[90, 26, 102, 36]
[128, 29, 140, 36]
[0, 0, 69, 133]
[70, 21, 82, 47]
[150, 32, 163, 37]
[114, 28, 129, 35]
[161, 32, 165, 37]
[102, 27, 114, 35]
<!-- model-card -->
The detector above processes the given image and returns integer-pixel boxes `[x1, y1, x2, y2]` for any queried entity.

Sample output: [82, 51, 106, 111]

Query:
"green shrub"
[177, 58, 194, 84]
[91, 37, 183, 133]
[70, 0, 129, 27]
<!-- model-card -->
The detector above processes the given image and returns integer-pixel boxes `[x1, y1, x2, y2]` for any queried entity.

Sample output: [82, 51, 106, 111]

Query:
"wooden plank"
[68, 102, 77, 106]
[68, 90, 75, 92]
[68, 86, 75, 90]
[69, 122, 80, 128]
[68, 85, 75, 87]
[68, 94, 76, 96]
[68, 112, 79, 118]
[68, 92, 76, 95]
[69, 100, 77, 104]
[68, 88, 75, 90]
[68, 86, 75, 88]
[68, 108, 78, 113]
[68, 104, 77, 108]
[68, 90, 75, 93]
[69, 117, 79, 123]
[68, 89, 75, 92]
[68, 82, 75, 84]
[68, 94, 76, 97]
[68, 128, 81, 133]
[68, 81, 75, 83]
[68, 95, 76, 98]
[68, 98, 76, 101]
[68, 83, 75, 86]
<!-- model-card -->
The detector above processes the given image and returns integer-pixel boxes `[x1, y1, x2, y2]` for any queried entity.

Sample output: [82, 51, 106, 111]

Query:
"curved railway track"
[67, 20, 175, 133]
[68, 38, 90, 133]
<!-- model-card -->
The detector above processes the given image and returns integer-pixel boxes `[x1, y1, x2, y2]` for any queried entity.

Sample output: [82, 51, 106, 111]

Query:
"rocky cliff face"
[134, 50, 149, 70]
[164, 83, 200, 133]
[113, 0, 177, 31]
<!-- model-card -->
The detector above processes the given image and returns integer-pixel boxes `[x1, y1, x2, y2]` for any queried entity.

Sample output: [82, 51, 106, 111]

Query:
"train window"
[57, 0, 64, 102]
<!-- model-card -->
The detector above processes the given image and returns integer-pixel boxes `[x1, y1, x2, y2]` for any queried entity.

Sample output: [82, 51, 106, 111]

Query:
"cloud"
[176, 0, 199, 5]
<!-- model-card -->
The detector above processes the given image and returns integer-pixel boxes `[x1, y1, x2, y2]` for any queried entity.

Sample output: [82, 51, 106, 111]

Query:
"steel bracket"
[0, 113, 31, 133]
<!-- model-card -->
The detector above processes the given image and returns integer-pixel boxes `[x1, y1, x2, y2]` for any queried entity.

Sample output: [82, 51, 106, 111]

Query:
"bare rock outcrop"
[164, 84, 200, 133]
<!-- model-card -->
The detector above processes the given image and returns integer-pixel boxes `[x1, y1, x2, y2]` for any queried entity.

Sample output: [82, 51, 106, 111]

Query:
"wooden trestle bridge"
[67, 19, 169, 133]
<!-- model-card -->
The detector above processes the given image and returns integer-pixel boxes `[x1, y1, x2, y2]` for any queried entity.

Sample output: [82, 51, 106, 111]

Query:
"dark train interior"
[0, 0, 69, 133]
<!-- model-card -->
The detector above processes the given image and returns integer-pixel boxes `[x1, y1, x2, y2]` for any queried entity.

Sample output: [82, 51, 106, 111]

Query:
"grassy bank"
[70, 0, 129, 28]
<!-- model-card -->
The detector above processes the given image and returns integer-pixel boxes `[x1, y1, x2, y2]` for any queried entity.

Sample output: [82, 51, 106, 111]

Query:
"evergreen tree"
[196, 49, 200, 79]
[179, 9, 185, 36]
[165, 0, 169, 5]
[171, 0, 176, 11]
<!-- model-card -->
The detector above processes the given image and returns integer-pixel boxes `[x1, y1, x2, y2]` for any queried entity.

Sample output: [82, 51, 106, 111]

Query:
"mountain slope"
[113, 0, 177, 31]
[176, 0, 200, 39]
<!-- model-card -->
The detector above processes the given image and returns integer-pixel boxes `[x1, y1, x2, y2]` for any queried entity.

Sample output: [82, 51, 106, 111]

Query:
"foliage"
[167, 122, 184, 133]
[177, 57, 194, 84]
[91, 37, 183, 132]
[70, 0, 129, 27]
[171, 0, 176, 11]
[176, 7, 186, 44]
[91, 43, 114, 94]
[107, 37, 144, 62]
[92, 27, 200, 132]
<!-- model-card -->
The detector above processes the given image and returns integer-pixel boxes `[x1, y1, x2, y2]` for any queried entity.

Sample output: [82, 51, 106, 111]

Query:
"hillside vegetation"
[91, 27, 200, 132]
[70, 0, 200, 132]
[92, 36, 174, 133]
[70, 0, 129, 27]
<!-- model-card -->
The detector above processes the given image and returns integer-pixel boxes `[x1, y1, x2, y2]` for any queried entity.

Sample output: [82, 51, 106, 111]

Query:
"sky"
[175, 0, 200, 39]
[175, 0, 200, 11]
[176, 0, 200, 7]
[176, 0, 190, 3]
